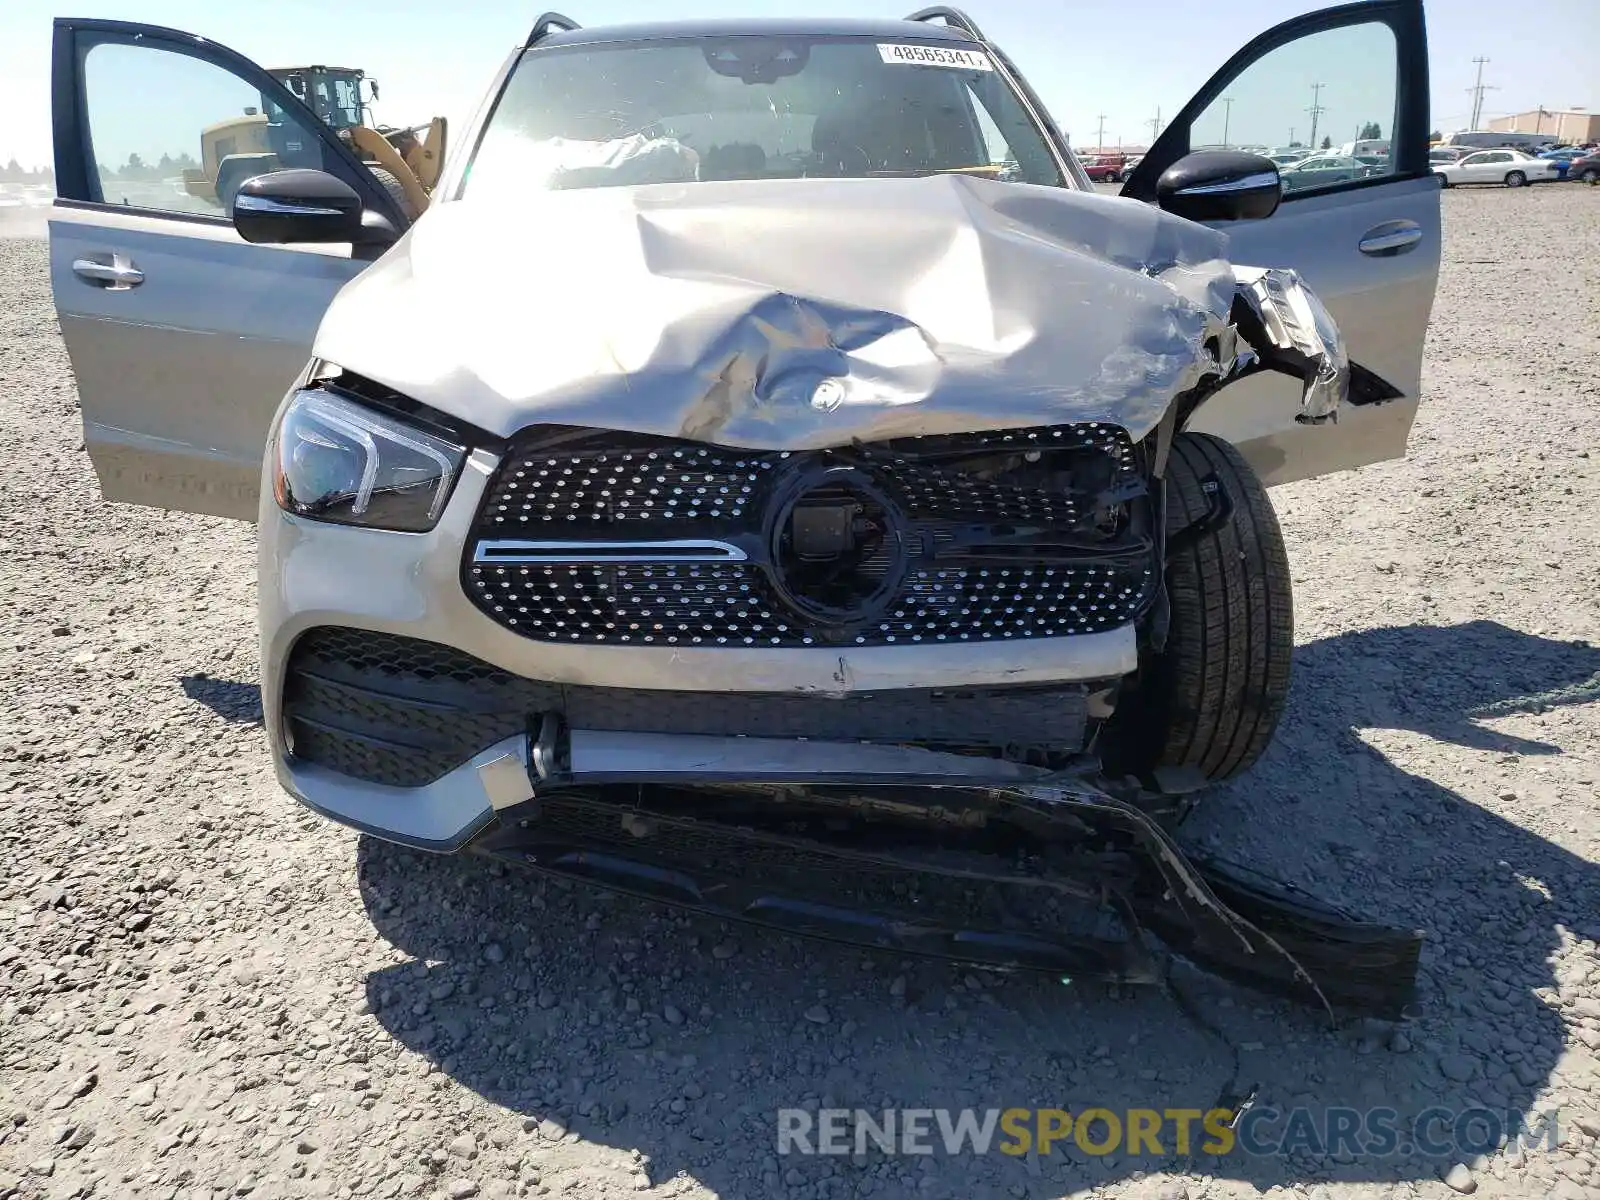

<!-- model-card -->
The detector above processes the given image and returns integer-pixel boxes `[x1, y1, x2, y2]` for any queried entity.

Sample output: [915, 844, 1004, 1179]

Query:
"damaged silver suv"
[50, 4, 1441, 1017]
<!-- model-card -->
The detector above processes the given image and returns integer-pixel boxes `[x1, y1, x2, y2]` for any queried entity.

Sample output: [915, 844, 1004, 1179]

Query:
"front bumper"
[259, 422, 1150, 851]
[280, 718, 1426, 1020]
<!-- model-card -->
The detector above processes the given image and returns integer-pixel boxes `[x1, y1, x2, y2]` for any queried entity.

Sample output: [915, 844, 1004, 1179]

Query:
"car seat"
[699, 142, 768, 181]
[810, 87, 939, 176]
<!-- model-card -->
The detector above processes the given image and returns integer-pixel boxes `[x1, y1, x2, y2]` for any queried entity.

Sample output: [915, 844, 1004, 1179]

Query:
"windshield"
[462, 34, 1065, 197]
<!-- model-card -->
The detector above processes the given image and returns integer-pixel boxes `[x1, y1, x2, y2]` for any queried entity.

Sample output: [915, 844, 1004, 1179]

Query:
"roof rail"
[903, 6, 987, 42]
[525, 11, 581, 47]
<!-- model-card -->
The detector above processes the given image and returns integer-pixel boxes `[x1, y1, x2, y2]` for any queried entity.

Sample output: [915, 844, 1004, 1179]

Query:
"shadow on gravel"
[180, 674, 263, 723]
[354, 619, 1600, 1199]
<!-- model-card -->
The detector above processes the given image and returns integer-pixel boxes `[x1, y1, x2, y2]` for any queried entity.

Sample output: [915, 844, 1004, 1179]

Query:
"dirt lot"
[2, 183, 1599, 1200]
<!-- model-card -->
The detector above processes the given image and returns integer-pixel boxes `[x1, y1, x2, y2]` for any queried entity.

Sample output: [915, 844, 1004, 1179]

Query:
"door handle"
[1357, 222, 1423, 257]
[72, 254, 145, 290]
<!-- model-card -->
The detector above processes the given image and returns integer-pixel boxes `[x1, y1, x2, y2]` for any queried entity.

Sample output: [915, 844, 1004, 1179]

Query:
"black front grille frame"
[281, 627, 1098, 789]
[461, 422, 1159, 649]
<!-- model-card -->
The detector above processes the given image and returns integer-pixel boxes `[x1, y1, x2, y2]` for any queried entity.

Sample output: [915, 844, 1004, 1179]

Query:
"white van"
[1439, 130, 1557, 152]
[1337, 138, 1390, 157]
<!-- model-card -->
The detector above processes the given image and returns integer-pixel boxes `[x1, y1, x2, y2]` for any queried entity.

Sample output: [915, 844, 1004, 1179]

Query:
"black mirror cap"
[233, 169, 395, 245]
[1155, 150, 1283, 223]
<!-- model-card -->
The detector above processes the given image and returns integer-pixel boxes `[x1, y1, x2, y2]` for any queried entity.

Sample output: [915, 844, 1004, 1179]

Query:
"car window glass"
[961, 77, 1046, 182]
[1186, 19, 1397, 197]
[464, 36, 1065, 197]
[82, 40, 327, 217]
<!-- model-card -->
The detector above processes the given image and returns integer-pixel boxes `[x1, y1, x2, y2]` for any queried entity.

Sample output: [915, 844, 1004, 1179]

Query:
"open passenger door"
[1121, 0, 1441, 487]
[49, 19, 414, 520]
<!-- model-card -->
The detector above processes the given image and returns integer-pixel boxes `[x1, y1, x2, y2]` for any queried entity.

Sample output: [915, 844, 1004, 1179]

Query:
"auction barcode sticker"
[877, 43, 993, 70]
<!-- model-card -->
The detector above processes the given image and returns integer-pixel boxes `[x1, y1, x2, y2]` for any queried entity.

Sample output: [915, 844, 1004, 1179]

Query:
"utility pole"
[1288, 126, 1296, 146]
[1220, 97, 1234, 148]
[1095, 113, 1108, 154]
[1147, 107, 1162, 144]
[1466, 56, 1497, 130]
[1306, 82, 1327, 149]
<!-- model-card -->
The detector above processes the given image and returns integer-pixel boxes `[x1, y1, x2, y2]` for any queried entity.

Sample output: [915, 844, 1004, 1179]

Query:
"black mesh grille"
[473, 562, 797, 646]
[464, 423, 1157, 647]
[282, 627, 1093, 789]
[479, 442, 768, 530]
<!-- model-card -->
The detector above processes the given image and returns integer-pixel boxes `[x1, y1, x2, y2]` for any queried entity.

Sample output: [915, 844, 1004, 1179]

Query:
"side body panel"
[1186, 173, 1440, 487]
[49, 18, 411, 519]
[51, 207, 368, 519]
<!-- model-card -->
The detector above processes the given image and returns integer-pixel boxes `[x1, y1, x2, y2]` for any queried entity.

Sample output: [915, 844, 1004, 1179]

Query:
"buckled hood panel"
[313, 173, 1240, 447]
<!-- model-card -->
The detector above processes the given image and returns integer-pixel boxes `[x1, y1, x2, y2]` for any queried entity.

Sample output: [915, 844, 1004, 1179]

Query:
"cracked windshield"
[464, 35, 1064, 195]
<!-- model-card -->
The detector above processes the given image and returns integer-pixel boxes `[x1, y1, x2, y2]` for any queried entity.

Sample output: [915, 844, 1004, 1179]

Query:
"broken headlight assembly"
[272, 385, 467, 532]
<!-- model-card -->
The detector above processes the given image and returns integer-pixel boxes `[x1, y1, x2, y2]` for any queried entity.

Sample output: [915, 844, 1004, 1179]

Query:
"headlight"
[272, 387, 467, 532]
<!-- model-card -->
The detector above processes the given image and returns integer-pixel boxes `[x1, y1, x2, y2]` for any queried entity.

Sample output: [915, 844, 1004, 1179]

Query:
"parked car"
[1428, 146, 1469, 163]
[1080, 156, 1126, 182]
[48, 3, 1443, 1018]
[1277, 153, 1376, 191]
[1432, 148, 1562, 187]
[1537, 148, 1587, 179]
[1567, 152, 1600, 183]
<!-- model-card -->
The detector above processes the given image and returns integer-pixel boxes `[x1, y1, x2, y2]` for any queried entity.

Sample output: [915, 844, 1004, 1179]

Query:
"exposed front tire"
[366, 165, 416, 220]
[1505, 170, 1527, 187]
[1100, 432, 1294, 784]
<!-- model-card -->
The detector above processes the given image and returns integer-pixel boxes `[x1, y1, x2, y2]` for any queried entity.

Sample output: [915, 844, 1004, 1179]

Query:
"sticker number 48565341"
[876, 43, 993, 71]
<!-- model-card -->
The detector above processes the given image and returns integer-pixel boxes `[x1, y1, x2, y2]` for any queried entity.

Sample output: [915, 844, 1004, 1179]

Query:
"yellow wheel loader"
[185, 64, 446, 220]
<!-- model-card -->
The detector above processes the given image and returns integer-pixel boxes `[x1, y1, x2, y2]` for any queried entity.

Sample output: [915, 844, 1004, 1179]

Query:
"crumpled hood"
[313, 173, 1240, 447]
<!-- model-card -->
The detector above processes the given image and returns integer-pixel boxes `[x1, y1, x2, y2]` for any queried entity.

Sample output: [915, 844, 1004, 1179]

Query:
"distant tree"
[120, 152, 147, 180]
[0, 158, 22, 183]
[1428, 129, 1442, 142]
[1320, 135, 1333, 149]
[1359, 121, 1383, 140]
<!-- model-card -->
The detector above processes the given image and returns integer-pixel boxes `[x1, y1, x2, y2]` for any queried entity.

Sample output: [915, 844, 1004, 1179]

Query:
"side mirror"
[1155, 150, 1282, 222]
[232, 169, 397, 246]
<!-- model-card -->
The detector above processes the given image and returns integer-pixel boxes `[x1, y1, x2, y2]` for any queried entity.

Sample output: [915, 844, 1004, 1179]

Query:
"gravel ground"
[2, 183, 1599, 1200]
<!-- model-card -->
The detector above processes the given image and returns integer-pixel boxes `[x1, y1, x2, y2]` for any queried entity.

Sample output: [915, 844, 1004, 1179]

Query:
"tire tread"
[1125, 431, 1293, 781]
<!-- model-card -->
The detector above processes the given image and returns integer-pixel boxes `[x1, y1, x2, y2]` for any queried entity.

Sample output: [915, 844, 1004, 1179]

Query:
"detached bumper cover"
[461, 733, 1422, 1020]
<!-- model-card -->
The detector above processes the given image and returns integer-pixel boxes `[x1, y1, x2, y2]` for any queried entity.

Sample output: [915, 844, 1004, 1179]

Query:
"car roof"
[536, 17, 980, 48]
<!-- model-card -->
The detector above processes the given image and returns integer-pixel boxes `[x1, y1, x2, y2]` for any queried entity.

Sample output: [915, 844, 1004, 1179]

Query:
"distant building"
[1488, 109, 1600, 143]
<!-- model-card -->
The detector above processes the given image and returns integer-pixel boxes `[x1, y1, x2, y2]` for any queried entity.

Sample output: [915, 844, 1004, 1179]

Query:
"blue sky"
[1, 0, 1593, 170]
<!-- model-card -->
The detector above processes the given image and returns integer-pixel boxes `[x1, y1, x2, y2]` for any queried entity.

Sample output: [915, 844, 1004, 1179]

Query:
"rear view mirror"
[1156, 150, 1282, 222]
[233, 169, 396, 246]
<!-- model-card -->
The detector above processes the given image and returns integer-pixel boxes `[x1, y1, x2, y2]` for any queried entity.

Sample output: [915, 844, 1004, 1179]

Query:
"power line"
[1306, 82, 1327, 148]
[1466, 56, 1499, 130]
